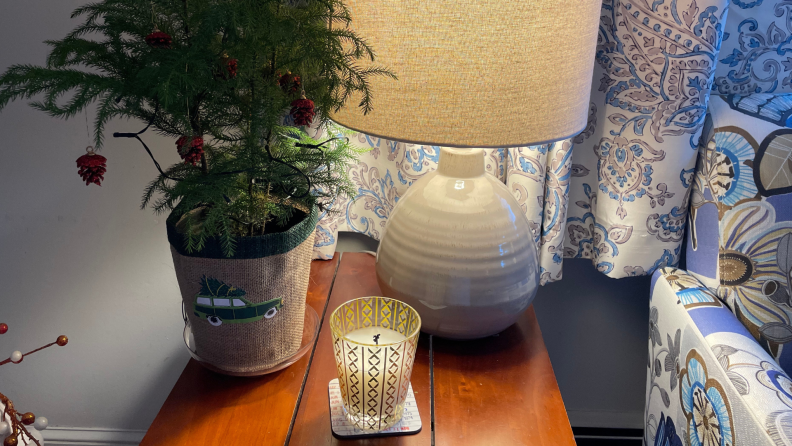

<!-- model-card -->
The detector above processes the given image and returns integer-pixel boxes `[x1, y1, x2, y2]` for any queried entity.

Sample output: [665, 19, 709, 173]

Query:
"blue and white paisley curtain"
[565, 0, 729, 278]
[714, 0, 792, 95]
[313, 0, 732, 284]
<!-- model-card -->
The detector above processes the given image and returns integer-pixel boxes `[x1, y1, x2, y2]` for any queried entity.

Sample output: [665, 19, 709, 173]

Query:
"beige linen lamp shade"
[330, 0, 603, 148]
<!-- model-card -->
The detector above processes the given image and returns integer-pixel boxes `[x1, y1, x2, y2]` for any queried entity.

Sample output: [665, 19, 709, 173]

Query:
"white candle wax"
[340, 326, 408, 427]
[344, 326, 406, 345]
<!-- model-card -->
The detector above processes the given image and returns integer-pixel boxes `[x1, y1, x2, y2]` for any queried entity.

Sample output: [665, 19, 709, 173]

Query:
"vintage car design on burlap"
[193, 275, 283, 326]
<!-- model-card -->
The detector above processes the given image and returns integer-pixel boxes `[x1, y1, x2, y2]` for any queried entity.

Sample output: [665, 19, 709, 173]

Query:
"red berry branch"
[0, 323, 67, 446]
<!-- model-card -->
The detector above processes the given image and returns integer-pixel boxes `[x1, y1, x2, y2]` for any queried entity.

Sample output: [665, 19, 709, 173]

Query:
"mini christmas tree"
[0, 0, 395, 256]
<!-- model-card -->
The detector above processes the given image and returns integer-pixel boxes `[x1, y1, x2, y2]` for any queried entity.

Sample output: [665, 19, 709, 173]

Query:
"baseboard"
[41, 427, 145, 446]
[568, 409, 644, 430]
[573, 426, 643, 439]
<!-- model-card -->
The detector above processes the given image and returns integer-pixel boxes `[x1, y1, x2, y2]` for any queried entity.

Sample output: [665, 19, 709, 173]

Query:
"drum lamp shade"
[329, 0, 603, 148]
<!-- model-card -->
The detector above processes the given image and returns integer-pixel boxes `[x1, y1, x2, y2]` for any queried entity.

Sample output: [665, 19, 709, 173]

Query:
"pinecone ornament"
[76, 148, 107, 186]
[226, 58, 238, 79]
[278, 71, 301, 95]
[176, 136, 204, 166]
[145, 28, 172, 49]
[216, 55, 238, 80]
[290, 95, 315, 126]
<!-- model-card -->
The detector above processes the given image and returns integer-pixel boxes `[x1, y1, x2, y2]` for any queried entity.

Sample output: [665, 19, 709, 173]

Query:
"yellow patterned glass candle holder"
[330, 296, 421, 431]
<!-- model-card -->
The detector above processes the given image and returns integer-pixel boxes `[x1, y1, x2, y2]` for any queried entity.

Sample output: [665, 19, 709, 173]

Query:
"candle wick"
[373, 334, 380, 345]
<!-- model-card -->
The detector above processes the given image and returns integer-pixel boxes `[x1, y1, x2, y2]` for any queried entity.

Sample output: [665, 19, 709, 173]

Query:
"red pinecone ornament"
[145, 29, 172, 49]
[225, 58, 238, 79]
[278, 72, 301, 95]
[176, 136, 204, 166]
[216, 56, 238, 80]
[76, 149, 107, 186]
[290, 97, 315, 126]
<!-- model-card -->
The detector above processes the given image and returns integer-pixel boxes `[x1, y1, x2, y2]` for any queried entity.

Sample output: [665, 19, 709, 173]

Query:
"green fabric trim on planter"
[167, 206, 318, 259]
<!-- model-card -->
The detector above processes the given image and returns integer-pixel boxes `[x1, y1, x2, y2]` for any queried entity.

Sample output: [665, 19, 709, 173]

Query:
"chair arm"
[645, 268, 792, 446]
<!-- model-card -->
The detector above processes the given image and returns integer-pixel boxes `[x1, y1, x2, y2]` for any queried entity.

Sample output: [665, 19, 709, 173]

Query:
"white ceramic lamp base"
[375, 147, 539, 339]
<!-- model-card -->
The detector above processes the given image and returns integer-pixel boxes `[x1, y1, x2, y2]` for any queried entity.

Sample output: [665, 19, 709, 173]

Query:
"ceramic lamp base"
[375, 147, 540, 339]
[328, 379, 421, 438]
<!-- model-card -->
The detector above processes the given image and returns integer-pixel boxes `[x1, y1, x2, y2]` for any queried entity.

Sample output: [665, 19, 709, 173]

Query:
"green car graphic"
[193, 276, 283, 326]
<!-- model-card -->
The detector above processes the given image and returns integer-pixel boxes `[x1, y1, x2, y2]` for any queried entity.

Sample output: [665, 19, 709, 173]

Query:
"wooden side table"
[141, 253, 575, 446]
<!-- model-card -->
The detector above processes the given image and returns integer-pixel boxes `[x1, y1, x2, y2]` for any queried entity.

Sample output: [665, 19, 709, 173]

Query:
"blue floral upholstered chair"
[644, 90, 792, 444]
[644, 3, 792, 443]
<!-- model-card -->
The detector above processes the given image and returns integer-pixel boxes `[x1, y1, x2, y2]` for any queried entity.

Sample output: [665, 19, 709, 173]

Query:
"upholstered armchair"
[641, 0, 792, 443]
[644, 91, 792, 445]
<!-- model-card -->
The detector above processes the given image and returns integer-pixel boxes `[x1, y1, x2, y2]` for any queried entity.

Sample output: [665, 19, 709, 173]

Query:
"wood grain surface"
[142, 252, 574, 446]
[287, 252, 432, 446]
[432, 306, 575, 446]
[139, 255, 340, 446]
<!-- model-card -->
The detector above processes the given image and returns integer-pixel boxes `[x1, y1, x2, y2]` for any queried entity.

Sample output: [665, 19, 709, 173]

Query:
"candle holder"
[330, 297, 421, 431]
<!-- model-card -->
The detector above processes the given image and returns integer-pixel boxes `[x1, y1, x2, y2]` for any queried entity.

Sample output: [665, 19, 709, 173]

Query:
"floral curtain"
[313, 0, 732, 284]
[564, 0, 729, 278]
[713, 0, 792, 95]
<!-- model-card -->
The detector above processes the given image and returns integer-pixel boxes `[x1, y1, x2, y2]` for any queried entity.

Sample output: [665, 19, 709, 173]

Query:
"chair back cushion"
[688, 94, 792, 373]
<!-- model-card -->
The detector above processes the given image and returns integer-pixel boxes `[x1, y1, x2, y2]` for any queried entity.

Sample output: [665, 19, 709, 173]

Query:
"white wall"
[0, 2, 190, 442]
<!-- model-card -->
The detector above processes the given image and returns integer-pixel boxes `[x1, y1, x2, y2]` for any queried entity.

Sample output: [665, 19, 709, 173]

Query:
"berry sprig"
[0, 393, 46, 446]
[0, 334, 68, 367]
[0, 323, 67, 446]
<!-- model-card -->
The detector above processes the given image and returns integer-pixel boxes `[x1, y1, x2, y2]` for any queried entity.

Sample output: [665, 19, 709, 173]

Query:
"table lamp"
[330, 0, 602, 339]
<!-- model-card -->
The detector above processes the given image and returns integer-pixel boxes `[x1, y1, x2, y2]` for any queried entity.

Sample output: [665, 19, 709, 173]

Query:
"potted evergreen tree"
[0, 0, 393, 374]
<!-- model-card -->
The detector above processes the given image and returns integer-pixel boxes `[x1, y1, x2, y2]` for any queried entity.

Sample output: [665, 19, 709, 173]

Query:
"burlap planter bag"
[167, 207, 318, 374]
